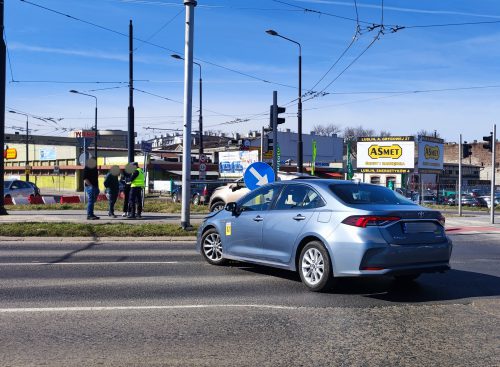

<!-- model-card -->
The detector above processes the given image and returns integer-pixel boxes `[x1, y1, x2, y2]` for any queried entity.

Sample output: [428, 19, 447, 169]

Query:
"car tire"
[201, 228, 227, 266]
[193, 194, 200, 206]
[298, 241, 335, 292]
[393, 274, 420, 283]
[210, 200, 225, 212]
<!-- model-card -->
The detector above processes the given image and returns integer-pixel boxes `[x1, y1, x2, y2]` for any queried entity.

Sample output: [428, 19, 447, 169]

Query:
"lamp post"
[8, 110, 30, 182]
[69, 90, 98, 160]
[266, 29, 303, 173]
[171, 54, 203, 156]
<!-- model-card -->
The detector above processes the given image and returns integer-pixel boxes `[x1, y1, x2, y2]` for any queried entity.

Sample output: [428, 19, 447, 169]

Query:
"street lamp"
[8, 110, 30, 182]
[266, 29, 303, 173]
[171, 54, 203, 157]
[69, 90, 98, 160]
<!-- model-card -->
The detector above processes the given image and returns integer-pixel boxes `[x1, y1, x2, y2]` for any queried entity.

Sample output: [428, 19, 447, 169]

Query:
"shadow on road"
[235, 264, 500, 303]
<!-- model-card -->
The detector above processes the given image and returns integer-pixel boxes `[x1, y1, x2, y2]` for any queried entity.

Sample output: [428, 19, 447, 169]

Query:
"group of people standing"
[83, 158, 145, 220]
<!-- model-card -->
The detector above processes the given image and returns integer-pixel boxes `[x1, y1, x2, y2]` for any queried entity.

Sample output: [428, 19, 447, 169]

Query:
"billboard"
[356, 136, 415, 173]
[219, 150, 259, 178]
[417, 136, 444, 172]
[39, 147, 57, 160]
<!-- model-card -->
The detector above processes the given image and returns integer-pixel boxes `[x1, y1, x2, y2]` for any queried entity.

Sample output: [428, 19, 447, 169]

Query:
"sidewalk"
[0, 210, 206, 225]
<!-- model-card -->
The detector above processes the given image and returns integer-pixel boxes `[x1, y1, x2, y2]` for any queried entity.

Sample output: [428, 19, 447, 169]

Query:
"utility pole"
[491, 124, 496, 224]
[272, 91, 278, 178]
[0, 0, 7, 215]
[128, 20, 135, 163]
[198, 68, 203, 157]
[458, 134, 462, 217]
[260, 126, 265, 161]
[180, 0, 197, 230]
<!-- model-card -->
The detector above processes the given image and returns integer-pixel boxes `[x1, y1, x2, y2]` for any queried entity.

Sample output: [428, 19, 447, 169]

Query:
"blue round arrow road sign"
[243, 162, 275, 191]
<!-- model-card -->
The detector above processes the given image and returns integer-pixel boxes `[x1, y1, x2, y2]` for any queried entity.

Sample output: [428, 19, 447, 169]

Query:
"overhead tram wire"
[134, 8, 184, 52]
[19, 0, 296, 90]
[304, 0, 385, 102]
[4, 29, 14, 82]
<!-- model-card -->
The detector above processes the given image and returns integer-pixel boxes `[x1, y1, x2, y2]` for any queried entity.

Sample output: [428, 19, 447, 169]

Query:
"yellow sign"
[5, 148, 17, 159]
[225, 222, 232, 236]
[424, 145, 440, 160]
[368, 144, 402, 159]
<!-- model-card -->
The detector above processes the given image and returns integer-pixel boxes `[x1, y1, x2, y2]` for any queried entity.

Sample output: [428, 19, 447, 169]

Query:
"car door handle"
[293, 214, 306, 221]
[253, 216, 264, 222]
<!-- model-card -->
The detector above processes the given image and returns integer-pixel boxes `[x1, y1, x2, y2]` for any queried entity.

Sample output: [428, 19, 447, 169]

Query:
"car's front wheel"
[201, 228, 227, 266]
[298, 241, 335, 292]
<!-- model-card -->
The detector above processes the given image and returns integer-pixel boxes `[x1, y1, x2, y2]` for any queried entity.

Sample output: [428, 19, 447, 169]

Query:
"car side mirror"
[225, 202, 238, 215]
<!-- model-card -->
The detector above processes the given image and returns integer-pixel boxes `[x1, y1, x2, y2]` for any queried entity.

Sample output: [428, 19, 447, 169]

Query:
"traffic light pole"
[0, 1, 6, 215]
[128, 20, 135, 164]
[458, 134, 462, 217]
[491, 124, 496, 224]
[272, 91, 278, 178]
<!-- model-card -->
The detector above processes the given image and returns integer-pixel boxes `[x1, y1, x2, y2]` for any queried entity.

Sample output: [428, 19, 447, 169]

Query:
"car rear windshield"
[330, 184, 415, 205]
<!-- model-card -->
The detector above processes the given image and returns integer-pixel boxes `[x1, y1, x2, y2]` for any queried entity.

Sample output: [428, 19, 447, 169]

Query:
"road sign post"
[272, 91, 278, 178]
[243, 162, 275, 191]
[491, 124, 496, 224]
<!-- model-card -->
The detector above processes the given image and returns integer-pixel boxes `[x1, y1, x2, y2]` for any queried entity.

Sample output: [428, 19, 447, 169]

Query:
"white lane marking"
[0, 261, 181, 266]
[0, 304, 298, 313]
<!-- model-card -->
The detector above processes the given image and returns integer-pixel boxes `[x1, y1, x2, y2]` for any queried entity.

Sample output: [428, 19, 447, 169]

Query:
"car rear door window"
[274, 185, 325, 210]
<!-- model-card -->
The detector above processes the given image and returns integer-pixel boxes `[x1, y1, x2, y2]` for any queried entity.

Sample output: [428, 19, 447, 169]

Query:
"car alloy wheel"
[211, 201, 225, 212]
[201, 229, 227, 265]
[298, 241, 335, 292]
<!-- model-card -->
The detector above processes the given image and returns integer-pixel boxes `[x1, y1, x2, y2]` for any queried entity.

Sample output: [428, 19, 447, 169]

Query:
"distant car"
[208, 172, 315, 212]
[172, 183, 222, 206]
[4, 180, 39, 199]
[197, 180, 452, 292]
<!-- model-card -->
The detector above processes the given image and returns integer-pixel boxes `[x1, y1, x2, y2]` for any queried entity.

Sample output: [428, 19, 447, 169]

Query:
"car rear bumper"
[331, 239, 452, 277]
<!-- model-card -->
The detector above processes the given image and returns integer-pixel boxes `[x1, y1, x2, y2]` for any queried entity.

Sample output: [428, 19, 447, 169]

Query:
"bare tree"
[379, 130, 392, 137]
[312, 123, 341, 136]
[343, 126, 376, 157]
[416, 129, 441, 139]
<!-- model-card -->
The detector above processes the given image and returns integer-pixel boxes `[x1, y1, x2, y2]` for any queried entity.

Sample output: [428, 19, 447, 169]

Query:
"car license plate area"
[402, 222, 439, 234]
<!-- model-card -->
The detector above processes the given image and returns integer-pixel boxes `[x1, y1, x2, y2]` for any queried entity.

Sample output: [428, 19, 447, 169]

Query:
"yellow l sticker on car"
[225, 222, 232, 236]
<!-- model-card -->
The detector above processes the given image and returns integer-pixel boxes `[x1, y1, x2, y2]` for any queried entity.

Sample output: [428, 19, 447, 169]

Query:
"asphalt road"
[0, 234, 498, 366]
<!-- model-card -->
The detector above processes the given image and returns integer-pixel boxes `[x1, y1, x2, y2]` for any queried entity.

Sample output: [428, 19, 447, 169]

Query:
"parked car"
[208, 172, 314, 212]
[197, 180, 451, 292]
[4, 179, 39, 198]
[172, 182, 222, 206]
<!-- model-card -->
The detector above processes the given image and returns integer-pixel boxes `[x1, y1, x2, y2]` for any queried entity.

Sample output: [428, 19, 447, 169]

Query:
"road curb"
[0, 236, 197, 242]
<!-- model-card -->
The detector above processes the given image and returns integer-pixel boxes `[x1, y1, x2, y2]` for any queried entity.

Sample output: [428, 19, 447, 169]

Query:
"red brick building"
[444, 141, 500, 182]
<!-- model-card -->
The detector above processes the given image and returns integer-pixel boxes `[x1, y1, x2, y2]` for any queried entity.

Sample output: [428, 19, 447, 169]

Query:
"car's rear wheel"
[298, 241, 335, 292]
[201, 228, 227, 266]
[210, 200, 225, 212]
[393, 274, 420, 283]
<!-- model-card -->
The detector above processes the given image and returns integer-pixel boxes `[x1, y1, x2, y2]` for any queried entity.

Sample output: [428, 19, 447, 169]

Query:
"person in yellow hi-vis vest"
[127, 162, 145, 219]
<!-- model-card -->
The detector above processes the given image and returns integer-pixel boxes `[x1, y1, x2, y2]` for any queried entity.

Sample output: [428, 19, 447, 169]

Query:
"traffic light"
[462, 141, 472, 158]
[483, 133, 493, 152]
[269, 105, 286, 129]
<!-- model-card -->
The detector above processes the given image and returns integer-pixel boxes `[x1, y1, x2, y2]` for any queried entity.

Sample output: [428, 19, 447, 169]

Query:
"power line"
[10, 80, 128, 84]
[4, 29, 15, 82]
[19, 0, 296, 90]
[134, 8, 184, 52]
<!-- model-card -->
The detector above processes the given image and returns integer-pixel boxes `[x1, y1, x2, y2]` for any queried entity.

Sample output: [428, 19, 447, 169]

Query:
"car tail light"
[438, 214, 446, 226]
[360, 267, 385, 271]
[202, 185, 208, 196]
[342, 215, 401, 228]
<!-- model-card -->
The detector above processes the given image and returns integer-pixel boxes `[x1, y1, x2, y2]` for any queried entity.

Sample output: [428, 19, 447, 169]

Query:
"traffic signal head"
[462, 141, 472, 159]
[483, 133, 493, 152]
[269, 105, 286, 129]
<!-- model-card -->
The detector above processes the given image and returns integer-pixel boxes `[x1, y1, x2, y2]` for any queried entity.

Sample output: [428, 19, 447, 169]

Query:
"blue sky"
[6, 0, 500, 142]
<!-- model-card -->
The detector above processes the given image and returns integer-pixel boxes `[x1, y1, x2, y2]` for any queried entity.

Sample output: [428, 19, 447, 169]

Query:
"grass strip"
[6, 199, 210, 214]
[0, 222, 198, 237]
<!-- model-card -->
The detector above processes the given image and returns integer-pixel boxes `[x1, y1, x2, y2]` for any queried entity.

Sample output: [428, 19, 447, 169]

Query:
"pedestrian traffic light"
[483, 133, 493, 152]
[462, 141, 472, 158]
[269, 105, 286, 129]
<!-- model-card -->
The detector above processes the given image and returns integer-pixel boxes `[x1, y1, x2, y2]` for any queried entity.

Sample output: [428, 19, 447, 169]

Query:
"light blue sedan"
[196, 180, 452, 292]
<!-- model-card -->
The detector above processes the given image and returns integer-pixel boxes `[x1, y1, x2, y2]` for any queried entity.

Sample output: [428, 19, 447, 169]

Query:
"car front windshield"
[330, 184, 415, 205]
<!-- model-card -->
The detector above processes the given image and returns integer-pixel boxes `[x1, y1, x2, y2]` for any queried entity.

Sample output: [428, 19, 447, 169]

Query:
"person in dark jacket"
[121, 170, 132, 217]
[83, 158, 99, 220]
[104, 165, 120, 218]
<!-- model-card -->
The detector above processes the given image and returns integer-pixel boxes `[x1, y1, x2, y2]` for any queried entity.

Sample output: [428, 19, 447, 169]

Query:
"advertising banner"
[39, 147, 57, 160]
[219, 150, 259, 178]
[356, 136, 415, 173]
[417, 136, 444, 172]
